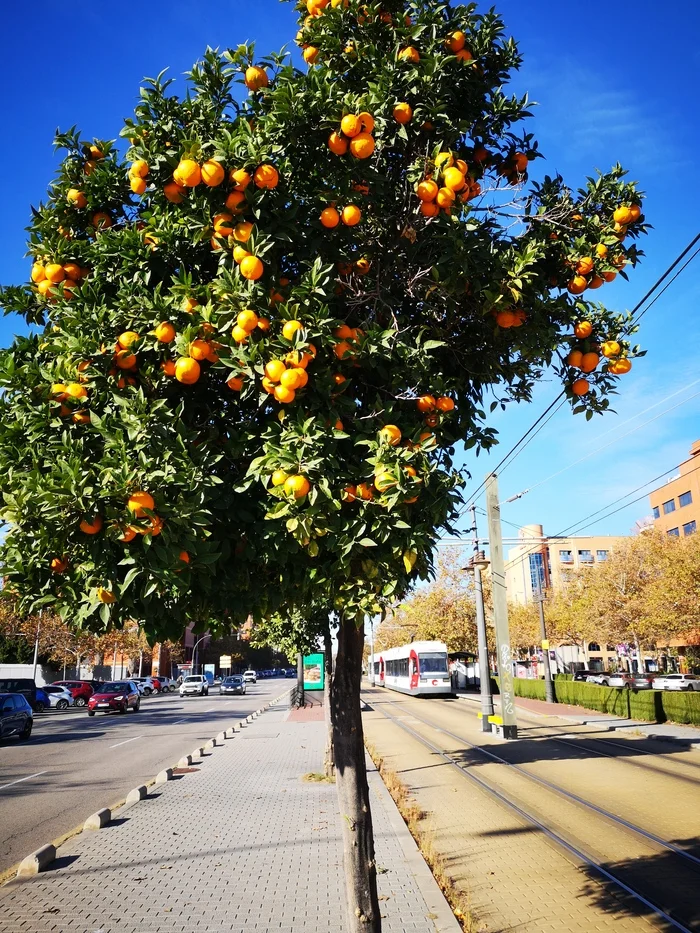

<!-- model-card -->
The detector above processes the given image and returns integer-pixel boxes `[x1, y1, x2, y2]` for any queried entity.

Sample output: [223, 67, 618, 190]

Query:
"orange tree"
[0, 1, 646, 928]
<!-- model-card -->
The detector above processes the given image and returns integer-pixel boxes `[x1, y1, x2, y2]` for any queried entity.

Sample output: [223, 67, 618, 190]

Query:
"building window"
[588, 642, 601, 652]
[559, 550, 573, 563]
[652, 506, 660, 519]
[679, 491, 693, 508]
[667, 527, 680, 537]
[683, 521, 697, 536]
[529, 552, 545, 595]
[578, 549, 593, 563]
[663, 499, 676, 514]
[596, 550, 608, 561]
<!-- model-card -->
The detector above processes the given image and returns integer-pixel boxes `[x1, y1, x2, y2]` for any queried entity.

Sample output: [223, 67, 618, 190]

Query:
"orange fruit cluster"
[320, 204, 362, 228]
[261, 339, 315, 405]
[271, 469, 312, 499]
[493, 307, 527, 329]
[328, 113, 376, 160]
[128, 159, 150, 195]
[567, 321, 632, 396]
[566, 204, 641, 295]
[444, 31, 473, 62]
[332, 323, 364, 361]
[416, 152, 481, 217]
[496, 150, 529, 185]
[32, 260, 89, 302]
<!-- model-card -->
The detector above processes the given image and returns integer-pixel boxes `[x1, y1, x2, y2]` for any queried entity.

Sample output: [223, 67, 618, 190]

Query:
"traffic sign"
[220, 655, 232, 667]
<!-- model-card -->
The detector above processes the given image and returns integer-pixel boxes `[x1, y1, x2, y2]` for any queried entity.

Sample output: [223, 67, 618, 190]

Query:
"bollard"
[126, 785, 148, 805]
[17, 845, 56, 878]
[178, 755, 192, 768]
[83, 808, 111, 831]
[155, 768, 173, 785]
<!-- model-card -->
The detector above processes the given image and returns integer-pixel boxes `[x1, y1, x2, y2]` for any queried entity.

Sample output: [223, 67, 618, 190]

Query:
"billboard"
[303, 653, 325, 691]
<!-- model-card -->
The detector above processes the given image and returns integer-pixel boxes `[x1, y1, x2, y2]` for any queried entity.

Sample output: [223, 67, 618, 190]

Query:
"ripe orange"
[399, 47, 420, 63]
[67, 189, 87, 208]
[613, 205, 635, 225]
[595, 244, 608, 259]
[201, 160, 225, 187]
[602, 271, 617, 283]
[245, 66, 269, 91]
[417, 180, 438, 201]
[230, 168, 251, 191]
[349, 133, 375, 159]
[118, 331, 139, 349]
[333, 373, 347, 385]
[212, 213, 234, 237]
[374, 472, 396, 492]
[97, 587, 116, 604]
[161, 360, 176, 376]
[189, 339, 210, 361]
[116, 350, 137, 369]
[436, 396, 455, 412]
[280, 369, 302, 390]
[610, 358, 632, 374]
[130, 159, 149, 178]
[303, 46, 320, 64]
[328, 132, 348, 155]
[174, 159, 201, 187]
[393, 102, 413, 124]
[334, 324, 354, 340]
[50, 383, 67, 400]
[88, 145, 104, 160]
[254, 164, 279, 189]
[274, 385, 295, 403]
[456, 48, 473, 62]
[443, 167, 466, 191]
[379, 424, 402, 446]
[118, 525, 137, 542]
[588, 275, 604, 289]
[130, 176, 147, 194]
[237, 309, 259, 333]
[142, 515, 163, 537]
[127, 490, 155, 517]
[356, 482, 374, 501]
[628, 204, 641, 222]
[574, 321, 593, 339]
[231, 325, 249, 343]
[355, 257, 371, 274]
[177, 551, 190, 568]
[63, 262, 82, 280]
[580, 352, 599, 373]
[417, 395, 436, 412]
[424, 413, 439, 427]
[567, 350, 583, 368]
[31, 262, 46, 283]
[265, 360, 287, 383]
[343, 485, 357, 502]
[233, 246, 251, 264]
[342, 204, 362, 226]
[436, 187, 455, 208]
[175, 358, 201, 384]
[80, 515, 103, 535]
[240, 255, 264, 280]
[45, 263, 65, 284]
[257, 317, 271, 332]
[341, 114, 362, 138]
[571, 378, 590, 396]
[446, 31, 466, 52]
[435, 152, 454, 169]
[164, 181, 186, 203]
[420, 201, 440, 217]
[233, 221, 254, 242]
[282, 320, 303, 341]
[292, 367, 309, 387]
[65, 383, 87, 399]
[321, 206, 340, 228]
[334, 341, 353, 360]
[284, 475, 310, 498]
[601, 340, 621, 358]
[576, 257, 594, 275]
[92, 212, 112, 230]
[225, 191, 247, 214]
[359, 112, 375, 133]
[51, 556, 68, 574]
[567, 276, 588, 295]
[272, 469, 289, 487]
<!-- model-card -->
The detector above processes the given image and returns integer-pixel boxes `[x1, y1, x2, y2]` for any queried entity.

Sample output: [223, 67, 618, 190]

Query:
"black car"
[0, 693, 33, 741]
[221, 675, 246, 695]
[0, 678, 37, 710]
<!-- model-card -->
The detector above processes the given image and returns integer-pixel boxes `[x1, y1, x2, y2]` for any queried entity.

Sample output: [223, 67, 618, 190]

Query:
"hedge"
[509, 677, 700, 726]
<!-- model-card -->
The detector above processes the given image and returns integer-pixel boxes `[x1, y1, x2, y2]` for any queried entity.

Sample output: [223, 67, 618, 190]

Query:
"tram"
[369, 641, 452, 697]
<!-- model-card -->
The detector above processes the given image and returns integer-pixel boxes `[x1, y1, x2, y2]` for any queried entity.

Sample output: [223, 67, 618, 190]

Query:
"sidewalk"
[456, 691, 700, 748]
[0, 696, 459, 933]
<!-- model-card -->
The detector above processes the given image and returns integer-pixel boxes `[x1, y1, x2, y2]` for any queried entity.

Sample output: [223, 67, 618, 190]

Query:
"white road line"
[109, 735, 143, 749]
[171, 718, 189, 725]
[0, 770, 48, 791]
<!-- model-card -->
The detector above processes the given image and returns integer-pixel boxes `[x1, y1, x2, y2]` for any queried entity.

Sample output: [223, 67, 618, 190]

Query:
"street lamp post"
[465, 505, 494, 733]
[534, 587, 554, 704]
[31, 612, 42, 683]
[369, 619, 375, 686]
[192, 635, 210, 677]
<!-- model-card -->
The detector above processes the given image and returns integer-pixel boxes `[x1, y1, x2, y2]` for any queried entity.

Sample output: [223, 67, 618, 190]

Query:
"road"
[0, 679, 291, 875]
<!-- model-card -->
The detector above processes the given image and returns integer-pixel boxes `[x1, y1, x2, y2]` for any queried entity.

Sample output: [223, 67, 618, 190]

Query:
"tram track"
[370, 690, 700, 933]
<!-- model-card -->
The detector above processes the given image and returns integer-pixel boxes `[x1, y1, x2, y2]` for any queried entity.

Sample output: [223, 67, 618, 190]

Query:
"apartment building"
[648, 439, 700, 538]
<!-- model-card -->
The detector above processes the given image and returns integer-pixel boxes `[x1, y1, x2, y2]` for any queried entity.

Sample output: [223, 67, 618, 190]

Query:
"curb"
[3, 687, 293, 885]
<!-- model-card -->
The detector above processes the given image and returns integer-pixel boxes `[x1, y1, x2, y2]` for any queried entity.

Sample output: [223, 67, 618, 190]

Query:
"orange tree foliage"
[0, 0, 646, 643]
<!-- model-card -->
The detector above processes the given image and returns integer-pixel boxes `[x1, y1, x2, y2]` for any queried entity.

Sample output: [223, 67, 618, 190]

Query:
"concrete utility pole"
[466, 504, 494, 733]
[368, 619, 375, 686]
[296, 652, 305, 708]
[534, 587, 554, 704]
[485, 473, 518, 740]
[31, 613, 41, 683]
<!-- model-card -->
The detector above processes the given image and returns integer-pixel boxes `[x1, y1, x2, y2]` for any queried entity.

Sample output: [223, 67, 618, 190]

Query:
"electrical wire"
[627, 233, 700, 328]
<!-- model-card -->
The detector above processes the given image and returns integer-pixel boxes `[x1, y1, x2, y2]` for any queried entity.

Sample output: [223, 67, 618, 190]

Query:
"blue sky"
[1, 0, 698, 544]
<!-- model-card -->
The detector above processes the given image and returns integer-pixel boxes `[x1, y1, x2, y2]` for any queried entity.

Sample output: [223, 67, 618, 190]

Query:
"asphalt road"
[0, 679, 291, 874]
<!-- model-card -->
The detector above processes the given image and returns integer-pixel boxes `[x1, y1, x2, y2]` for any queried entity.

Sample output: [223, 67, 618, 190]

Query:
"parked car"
[285, 668, 296, 678]
[572, 669, 606, 684]
[0, 693, 33, 741]
[221, 675, 246, 696]
[43, 685, 74, 710]
[87, 681, 141, 715]
[0, 678, 37, 710]
[52, 680, 94, 707]
[154, 675, 176, 692]
[180, 675, 209, 697]
[652, 674, 700, 691]
[606, 672, 654, 689]
[130, 678, 150, 696]
[243, 670, 257, 684]
[33, 687, 49, 712]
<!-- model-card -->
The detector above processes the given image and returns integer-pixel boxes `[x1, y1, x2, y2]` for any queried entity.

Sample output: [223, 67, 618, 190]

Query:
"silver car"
[652, 674, 700, 691]
[43, 685, 74, 710]
[606, 673, 654, 689]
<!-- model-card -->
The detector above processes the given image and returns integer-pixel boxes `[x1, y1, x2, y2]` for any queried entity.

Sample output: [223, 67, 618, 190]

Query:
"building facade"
[648, 439, 700, 538]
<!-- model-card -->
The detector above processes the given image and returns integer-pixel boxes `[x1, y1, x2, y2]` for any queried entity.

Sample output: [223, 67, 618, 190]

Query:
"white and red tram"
[369, 641, 452, 697]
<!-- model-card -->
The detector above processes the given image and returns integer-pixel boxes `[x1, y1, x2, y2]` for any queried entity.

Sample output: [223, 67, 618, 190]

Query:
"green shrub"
[660, 691, 700, 726]
[553, 673, 573, 681]
[513, 678, 547, 701]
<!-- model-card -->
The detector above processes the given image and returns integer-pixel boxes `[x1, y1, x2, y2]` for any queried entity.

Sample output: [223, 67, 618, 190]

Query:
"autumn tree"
[0, 1, 647, 928]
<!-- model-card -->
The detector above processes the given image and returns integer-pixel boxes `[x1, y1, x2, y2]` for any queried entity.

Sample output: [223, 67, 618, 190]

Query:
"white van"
[243, 670, 257, 684]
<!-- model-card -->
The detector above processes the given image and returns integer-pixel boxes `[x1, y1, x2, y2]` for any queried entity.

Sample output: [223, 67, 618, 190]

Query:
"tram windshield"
[419, 653, 448, 674]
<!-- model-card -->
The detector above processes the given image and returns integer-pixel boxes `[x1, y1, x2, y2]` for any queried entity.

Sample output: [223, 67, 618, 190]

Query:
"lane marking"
[0, 771, 48, 791]
[171, 718, 189, 725]
[109, 735, 143, 749]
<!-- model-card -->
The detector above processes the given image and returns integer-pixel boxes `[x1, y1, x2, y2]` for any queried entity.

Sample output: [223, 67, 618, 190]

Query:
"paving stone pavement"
[0, 697, 458, 933]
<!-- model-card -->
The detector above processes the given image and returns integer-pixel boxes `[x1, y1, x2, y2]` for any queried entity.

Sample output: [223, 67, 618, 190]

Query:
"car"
[572, 669, 606, 684]
[154, 675, 176, 692]
[147, 676, 165, 694]
[221, 675, 246, 696]
[285, 668, 296, 678]
[180, 675, 209, 697]
[0, 678, 37, 710]
[0, 693, 33, 741]
[87, 681, 141, 715]
[652, 673, 700, 691]
[243, 670, 257, 684]
[130, 678, 151, 696]
[52, 680, 94, 707]
[42, 685, 74, 710]
[606, 672, 654, 689]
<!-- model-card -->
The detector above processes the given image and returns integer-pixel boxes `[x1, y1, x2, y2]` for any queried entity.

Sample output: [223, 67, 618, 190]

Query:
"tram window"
[418, 653, 448, 673]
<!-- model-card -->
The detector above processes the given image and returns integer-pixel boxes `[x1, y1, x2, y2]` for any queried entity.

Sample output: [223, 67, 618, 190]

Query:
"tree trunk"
[331, 617, 381, 932]
[323, 623, 335, 779]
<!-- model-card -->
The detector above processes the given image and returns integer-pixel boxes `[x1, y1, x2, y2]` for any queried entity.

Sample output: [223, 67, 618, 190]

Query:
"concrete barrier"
[178, 755, 192, 767]
[126, 785, 148, 805]
[155, 768, 173, 785]
[191, 747, 205, 759]
[16, 844, 56, 878]
[225, 727, 235, 738]
[215, 732, 226, 744]
[83, 808, 111, 831]
[204, 739, 215, 750]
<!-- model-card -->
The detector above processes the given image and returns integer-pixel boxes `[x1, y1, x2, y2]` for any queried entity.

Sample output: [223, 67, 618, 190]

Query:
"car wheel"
[75, 697, 86, 707]
[57, 699, 69, 710]
[20, 721, 32, 741]
[119, 703, 127, 714]
[144, 688, 152, 696]
[88, 710, 95, 717]
[34, 701, 45, 713]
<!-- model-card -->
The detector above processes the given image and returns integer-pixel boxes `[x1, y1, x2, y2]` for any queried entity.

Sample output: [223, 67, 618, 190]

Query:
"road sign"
[220, 655, 232, 667]
[541, 639, 549, 650]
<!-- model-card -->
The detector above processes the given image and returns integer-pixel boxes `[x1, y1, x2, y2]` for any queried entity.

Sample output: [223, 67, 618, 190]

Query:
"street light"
[191, 635, 210, 677]
[464, 502, 495, 733]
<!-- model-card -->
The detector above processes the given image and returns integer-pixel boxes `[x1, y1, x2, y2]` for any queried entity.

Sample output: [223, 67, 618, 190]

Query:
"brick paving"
[0, 697, 458, 933]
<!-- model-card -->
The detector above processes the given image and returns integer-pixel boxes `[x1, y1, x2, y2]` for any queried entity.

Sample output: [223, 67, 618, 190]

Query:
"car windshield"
[45, 686, 65, 694]
[100, 683, 129, 694]
[184, 676, 201, 683]
[223, 677, 241, 683]
[419, 653, 448, 674]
